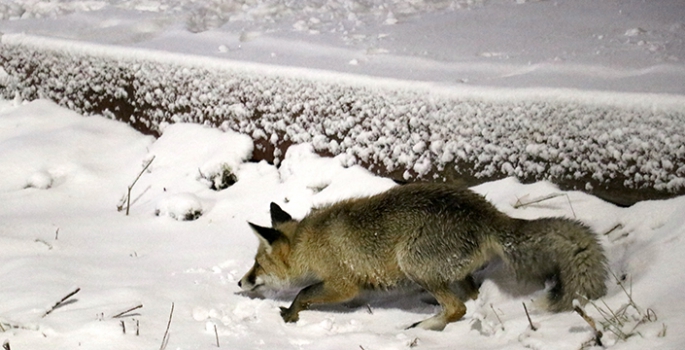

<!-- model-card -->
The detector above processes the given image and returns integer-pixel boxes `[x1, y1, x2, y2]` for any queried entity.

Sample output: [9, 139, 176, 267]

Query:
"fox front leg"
[280, 281, 359, 323]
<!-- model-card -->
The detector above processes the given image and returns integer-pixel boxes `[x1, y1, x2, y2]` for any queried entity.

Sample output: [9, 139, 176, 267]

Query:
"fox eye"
[256, 256, 268, 268]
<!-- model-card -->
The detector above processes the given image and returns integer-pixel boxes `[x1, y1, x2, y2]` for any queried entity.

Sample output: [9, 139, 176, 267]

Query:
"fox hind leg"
[458, 274, 480, 301]
[407, 282, 467, 331]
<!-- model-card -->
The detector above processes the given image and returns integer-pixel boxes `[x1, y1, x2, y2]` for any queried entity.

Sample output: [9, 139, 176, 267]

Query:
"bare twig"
[610, 270, 640, 314]
[603, 223, 623, 236]
[408, 337, 419, 348]
[125, 156, 155, 216]
[563, 194, 577, 219]
[42, 287, 80, 317]
[121, 320, 126, 334]
[522, 302, 537, 331]
[512, 193, 564, 209]
[490, 304, 504, 331]
[34, 239, 53, 250]
[366, 304, 373, 314]
[658, 323, 667, 337]
[112, 304, 144, 318]
[574, 305, 603, 347]
[159, 302, 175, 350]
[214, 324, 220, 347]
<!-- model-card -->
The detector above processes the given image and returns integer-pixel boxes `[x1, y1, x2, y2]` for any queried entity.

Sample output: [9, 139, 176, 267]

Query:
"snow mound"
[155, 192, 203, 221]
[0, 99, 153, 194]
[129, 122, 253, 217]
[277, 143, 396, 216]
[25, 170, 53, 190]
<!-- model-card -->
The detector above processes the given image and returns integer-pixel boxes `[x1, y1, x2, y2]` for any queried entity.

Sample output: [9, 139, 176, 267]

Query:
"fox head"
[239, 202, 299, 292]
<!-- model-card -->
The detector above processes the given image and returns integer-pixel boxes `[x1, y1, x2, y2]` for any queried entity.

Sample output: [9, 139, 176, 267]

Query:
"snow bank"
[2, 34, 684, 204]
[0, 99, 153, 194]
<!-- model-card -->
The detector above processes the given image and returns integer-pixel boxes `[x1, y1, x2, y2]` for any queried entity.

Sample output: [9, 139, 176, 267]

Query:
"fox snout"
[238, 266, 259, 291]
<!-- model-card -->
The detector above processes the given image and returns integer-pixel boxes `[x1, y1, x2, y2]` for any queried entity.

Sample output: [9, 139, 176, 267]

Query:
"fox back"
[240, 183, 507, 291]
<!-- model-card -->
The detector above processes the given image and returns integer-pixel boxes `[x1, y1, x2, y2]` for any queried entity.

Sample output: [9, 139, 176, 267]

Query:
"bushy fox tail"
[499, 218, 608, 311]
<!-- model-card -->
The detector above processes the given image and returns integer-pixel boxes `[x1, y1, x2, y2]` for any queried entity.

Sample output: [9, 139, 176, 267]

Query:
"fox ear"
[270, 202, 293, 226]
[248, 222, 283, 246]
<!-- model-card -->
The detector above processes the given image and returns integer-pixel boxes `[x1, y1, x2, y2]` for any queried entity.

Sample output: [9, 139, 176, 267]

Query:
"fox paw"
[406, 317, 447, 331]
[280, 306, 300, 323]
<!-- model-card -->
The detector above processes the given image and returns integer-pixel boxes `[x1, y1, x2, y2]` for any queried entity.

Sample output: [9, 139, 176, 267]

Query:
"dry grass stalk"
[159, 302, 175, 350]
[490, 304, 505, 331]
[513, 193, 564, 209]
[214, 324, 220, 347]
[582, 271, 661, 344]
[123, 156, 155, 215]
[42, 287, 80, 318]
[574, 304, 603, 347]
[522, 302, 537, 331]
[112, 304, 143, 318]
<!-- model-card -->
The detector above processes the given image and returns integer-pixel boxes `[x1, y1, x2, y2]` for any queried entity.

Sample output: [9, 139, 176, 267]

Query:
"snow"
[2, 0, 685, 94]
[1, 97, 685, 350]
[1, 0, 685, 349]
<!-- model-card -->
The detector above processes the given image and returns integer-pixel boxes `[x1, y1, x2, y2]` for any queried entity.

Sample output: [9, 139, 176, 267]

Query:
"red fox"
[239, 182, 608, 331]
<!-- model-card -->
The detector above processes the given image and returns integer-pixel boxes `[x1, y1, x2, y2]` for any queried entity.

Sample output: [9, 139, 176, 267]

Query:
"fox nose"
[238, 280, 242, 288]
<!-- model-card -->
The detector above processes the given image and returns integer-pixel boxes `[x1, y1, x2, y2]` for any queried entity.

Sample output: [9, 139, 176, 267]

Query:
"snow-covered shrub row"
[1, 38, 684, 202]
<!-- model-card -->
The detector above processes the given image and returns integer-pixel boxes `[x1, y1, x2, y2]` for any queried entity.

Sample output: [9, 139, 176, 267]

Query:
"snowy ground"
[2, 1, 685, 349]
[1, 98, 685, 349]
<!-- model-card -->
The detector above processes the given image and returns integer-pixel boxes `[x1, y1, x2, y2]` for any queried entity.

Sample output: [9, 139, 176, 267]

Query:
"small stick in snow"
[159, 302, 175, 350]
[214, 324, 220, 347]
[112, 304, 144, 318]
[126, 156, 155, 216]
[34, 239, 53, 250]
[55, 227, 59, 240]
[490, 304, 505, 331]
[610, 270, 640, 314]
[602, 223, 623, 236]
[42, 287, 81, 318]
[512, 193, 564, 209]
[366, 304, 373, 314]
[658, 323, 667, 337]
[121, 320, 126, 334]
[522, 302, 537, 331]
[573, 305, 603, 347]
[563, 194, 577, 219]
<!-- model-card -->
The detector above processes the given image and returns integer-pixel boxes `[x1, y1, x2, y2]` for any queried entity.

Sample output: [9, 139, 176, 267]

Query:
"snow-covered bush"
[199, 163, 238, 191]
[1, 35, 684, 204]
[155, 193, 203, 221]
